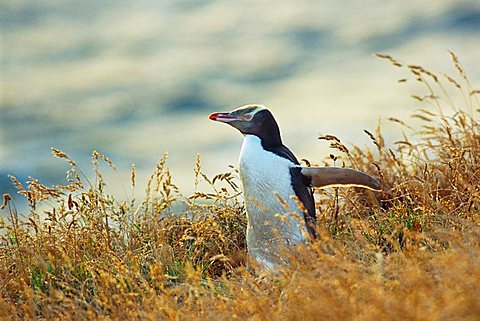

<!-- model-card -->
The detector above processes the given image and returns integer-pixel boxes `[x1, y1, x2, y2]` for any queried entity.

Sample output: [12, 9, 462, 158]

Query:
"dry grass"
[1, 53, 479, 320]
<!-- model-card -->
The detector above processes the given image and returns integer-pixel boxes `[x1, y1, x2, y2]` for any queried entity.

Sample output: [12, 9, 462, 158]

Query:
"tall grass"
[1, 53, 479, 320]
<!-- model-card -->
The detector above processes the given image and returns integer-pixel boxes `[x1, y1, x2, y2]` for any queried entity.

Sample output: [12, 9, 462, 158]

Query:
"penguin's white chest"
[239, 136, 294, 204]
[238, 135, 307, 249]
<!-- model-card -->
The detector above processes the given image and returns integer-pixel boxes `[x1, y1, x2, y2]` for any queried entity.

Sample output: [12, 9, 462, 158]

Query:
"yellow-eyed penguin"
[209, 104, 381, 271]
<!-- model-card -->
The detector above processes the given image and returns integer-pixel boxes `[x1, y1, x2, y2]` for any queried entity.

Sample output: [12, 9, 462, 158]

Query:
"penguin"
[209, 104, 381, 271]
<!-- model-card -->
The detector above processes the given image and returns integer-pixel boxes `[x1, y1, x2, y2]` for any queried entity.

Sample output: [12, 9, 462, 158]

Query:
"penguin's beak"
[209, 112, 241, 123]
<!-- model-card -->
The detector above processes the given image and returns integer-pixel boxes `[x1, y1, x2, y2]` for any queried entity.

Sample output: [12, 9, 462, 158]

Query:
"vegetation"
[1, 53, 479, 320]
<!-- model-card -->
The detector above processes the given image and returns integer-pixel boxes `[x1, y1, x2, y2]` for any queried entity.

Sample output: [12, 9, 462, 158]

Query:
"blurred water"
[1, 0, 480, 211]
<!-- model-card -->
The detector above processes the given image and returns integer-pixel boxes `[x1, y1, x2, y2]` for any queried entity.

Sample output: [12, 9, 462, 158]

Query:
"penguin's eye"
[243, 114, 253, 121]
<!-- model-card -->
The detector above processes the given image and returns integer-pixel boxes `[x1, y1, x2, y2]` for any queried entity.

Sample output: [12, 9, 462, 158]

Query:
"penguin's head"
[209, 104, 281, 142]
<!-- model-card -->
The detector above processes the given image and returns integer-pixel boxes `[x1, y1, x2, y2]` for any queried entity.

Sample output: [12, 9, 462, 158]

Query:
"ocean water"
[1, 0, 479, 211]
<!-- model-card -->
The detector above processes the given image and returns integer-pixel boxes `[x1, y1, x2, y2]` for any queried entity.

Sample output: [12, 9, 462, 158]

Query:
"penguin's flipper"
[300, 167, 381, 191]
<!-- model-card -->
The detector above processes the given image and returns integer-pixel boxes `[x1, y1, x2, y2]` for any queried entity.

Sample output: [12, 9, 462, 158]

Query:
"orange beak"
[208, 112, 241, 123]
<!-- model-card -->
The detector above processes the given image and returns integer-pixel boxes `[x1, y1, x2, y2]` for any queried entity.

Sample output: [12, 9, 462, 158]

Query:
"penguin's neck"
[253, 118, 283, 150]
